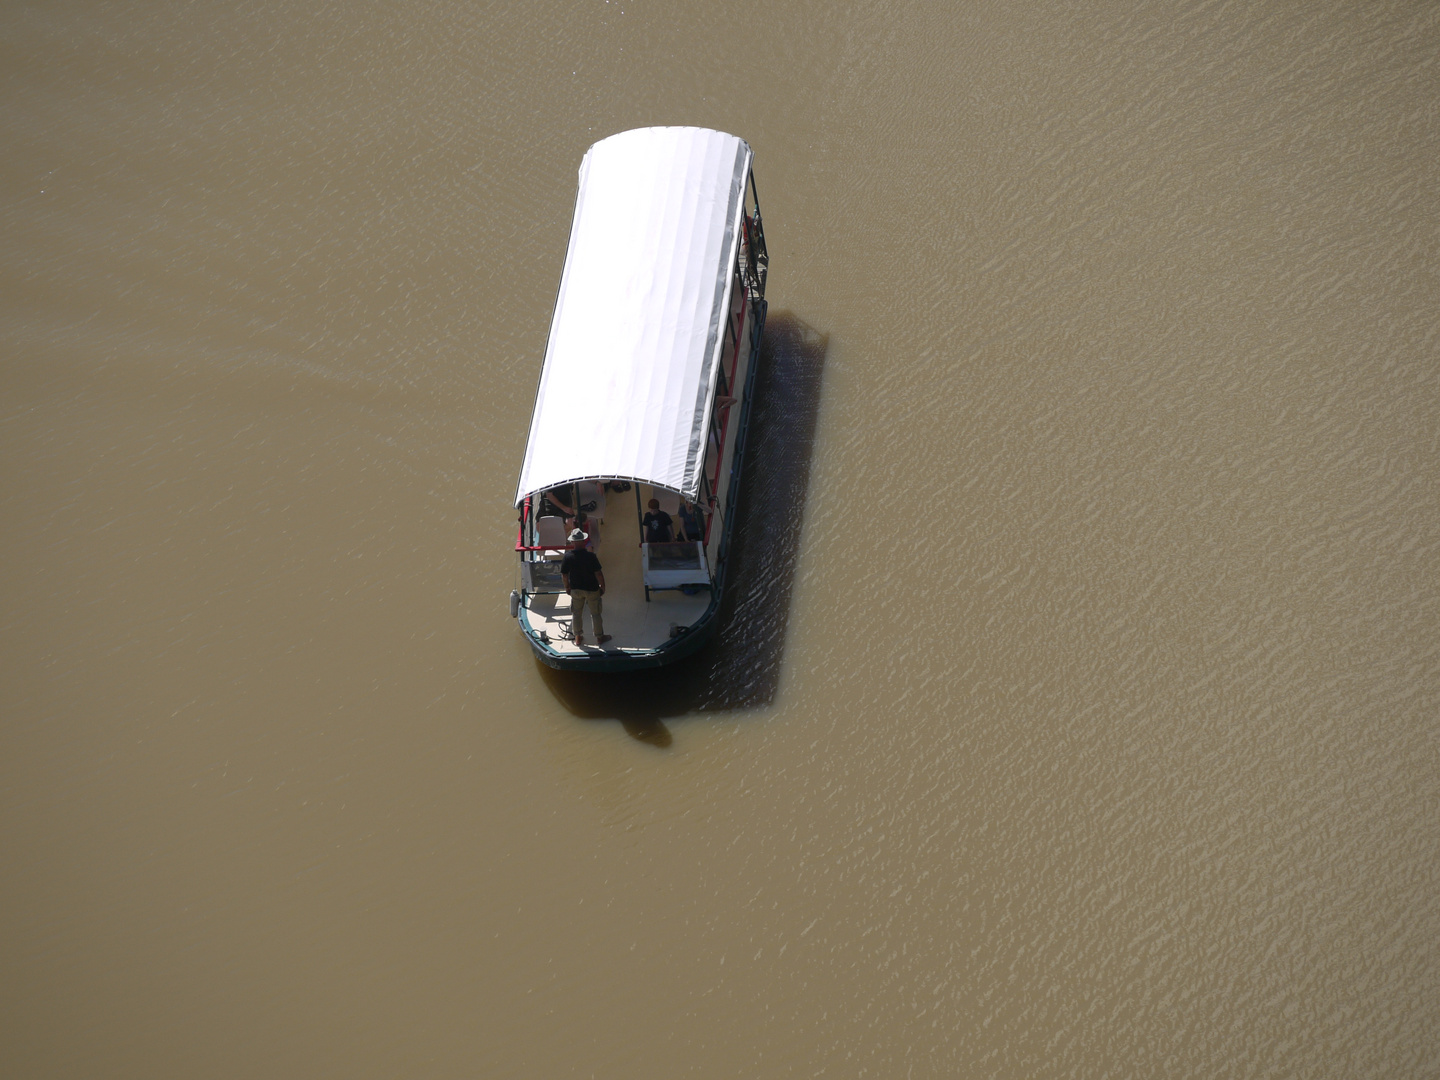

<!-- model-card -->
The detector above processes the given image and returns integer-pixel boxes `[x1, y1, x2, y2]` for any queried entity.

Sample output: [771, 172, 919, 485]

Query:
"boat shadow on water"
[538, 312, 830, 745]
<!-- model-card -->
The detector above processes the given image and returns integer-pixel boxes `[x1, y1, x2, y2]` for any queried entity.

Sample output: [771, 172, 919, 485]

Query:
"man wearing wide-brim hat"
[560, 527, 610, 646]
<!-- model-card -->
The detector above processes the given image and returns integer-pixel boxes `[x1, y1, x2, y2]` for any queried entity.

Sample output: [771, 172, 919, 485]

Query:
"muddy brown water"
[3, 1, 1437, 1076]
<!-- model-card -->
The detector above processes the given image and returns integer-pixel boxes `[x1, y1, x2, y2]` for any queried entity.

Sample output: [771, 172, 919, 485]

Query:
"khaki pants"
[570, 589, 604, 641]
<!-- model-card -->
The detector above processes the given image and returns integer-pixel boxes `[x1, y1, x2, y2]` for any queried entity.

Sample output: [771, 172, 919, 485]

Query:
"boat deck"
[520, 486, 711, 657]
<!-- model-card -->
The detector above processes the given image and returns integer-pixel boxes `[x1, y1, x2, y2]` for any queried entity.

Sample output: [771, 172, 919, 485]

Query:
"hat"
[568, 528, 588, 542]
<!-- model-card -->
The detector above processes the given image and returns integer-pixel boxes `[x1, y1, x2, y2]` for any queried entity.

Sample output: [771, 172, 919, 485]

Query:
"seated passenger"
[544, 485, 598, 522]
[677, 499, 705, 542]
[642, 498, 673, 544]
[542, 487, 575, 518]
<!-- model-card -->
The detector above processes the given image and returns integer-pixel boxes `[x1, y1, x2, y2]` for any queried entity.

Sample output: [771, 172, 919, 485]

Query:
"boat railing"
[739, 171, 768, 300]
[700, 214, 765, 548]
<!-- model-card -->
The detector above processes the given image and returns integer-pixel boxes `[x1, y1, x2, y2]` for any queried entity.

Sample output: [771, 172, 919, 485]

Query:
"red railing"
[515, 496, 530, 550]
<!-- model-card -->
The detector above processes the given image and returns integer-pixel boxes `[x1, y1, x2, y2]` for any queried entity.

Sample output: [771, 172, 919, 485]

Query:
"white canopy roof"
[514, 127, 752, 506]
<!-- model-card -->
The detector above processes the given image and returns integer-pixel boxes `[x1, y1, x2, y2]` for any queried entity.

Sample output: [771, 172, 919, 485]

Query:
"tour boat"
[510, 127, 768, 671]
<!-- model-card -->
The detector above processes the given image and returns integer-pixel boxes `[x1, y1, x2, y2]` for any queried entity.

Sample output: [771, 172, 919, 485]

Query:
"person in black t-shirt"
[560, 528, 609, 646]
[642, 499, 673, 544]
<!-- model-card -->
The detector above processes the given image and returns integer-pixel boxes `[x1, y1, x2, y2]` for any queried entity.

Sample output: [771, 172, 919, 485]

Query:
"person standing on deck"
[561, 528, 610, 646]
[677, 499, 705, 543]
[642, 499, 674, 544]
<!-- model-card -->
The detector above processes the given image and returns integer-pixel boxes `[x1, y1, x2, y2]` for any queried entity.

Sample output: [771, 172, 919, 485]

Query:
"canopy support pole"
[636, 485, 650, 602]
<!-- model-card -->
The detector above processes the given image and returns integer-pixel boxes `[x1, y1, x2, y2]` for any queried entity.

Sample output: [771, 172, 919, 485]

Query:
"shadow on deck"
[539, 311, 830, 743]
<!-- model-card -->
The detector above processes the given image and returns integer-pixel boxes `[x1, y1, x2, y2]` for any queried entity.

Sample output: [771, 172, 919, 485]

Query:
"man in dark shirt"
[560, 528, 610, 646]
[642, 498, 673, 544]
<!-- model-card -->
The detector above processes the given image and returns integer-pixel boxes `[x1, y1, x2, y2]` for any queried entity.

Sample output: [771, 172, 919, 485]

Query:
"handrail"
[709, 273, 747, 495]
[739, 174, 767, 299]
[702, 250, 752, 547]
[516, 495, 531, 549]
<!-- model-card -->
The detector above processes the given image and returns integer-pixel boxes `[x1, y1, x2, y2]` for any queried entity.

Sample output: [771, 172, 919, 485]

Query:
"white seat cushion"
[536, 515, 569, 557]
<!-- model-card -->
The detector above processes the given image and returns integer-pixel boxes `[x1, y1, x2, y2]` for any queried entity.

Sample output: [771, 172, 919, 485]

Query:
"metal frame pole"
[636, 484, 649, 602]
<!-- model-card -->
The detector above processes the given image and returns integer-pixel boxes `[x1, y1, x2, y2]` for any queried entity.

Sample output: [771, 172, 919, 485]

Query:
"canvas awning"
[514, 127, 752, 506]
